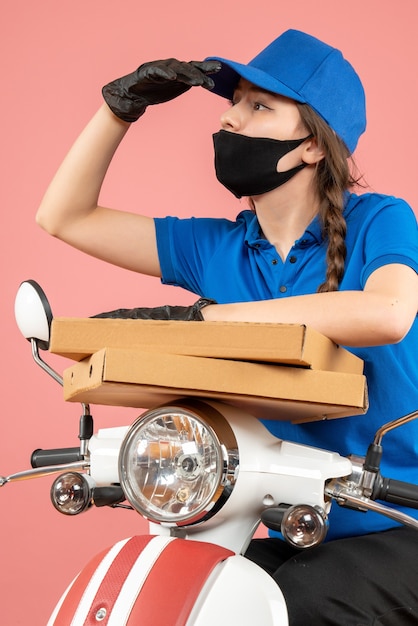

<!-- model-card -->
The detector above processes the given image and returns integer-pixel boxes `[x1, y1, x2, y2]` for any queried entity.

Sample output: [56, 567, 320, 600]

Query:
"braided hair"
[296, 103, 363, 292]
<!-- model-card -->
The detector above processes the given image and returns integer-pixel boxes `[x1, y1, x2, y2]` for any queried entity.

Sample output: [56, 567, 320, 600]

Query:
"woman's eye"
[254, 102, 270, 111]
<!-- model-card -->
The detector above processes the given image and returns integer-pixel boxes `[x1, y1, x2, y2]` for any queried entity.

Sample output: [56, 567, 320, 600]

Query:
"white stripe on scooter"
[70, 537, 132, 625]
[107, 536, 175, 625]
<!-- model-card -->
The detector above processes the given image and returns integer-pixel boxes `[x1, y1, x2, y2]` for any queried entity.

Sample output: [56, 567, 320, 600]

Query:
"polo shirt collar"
[242, 210, 323, 249]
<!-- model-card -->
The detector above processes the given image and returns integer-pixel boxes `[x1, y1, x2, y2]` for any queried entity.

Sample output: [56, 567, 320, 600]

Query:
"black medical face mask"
[213, 130, 312, 198]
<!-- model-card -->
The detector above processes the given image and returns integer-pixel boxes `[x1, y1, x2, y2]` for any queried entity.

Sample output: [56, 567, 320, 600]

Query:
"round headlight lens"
[119, 403, 238, 525]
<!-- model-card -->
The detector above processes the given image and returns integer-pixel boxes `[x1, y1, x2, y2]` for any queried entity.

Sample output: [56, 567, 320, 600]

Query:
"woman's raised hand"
[102, 58, 221, 122]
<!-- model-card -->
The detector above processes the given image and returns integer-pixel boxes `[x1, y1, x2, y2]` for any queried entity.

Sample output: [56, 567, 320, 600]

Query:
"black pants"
[245, 527, 418, 625]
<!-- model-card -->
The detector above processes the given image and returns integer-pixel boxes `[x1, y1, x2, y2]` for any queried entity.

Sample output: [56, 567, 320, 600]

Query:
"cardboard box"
[50, 318, 363, 374]
[63, 347, 368, 423]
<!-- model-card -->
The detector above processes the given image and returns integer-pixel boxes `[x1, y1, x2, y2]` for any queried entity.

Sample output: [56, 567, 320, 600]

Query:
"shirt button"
[279, 285, 287, 293]
[289, 256, 297, 264]
[272, 259, 278, 265]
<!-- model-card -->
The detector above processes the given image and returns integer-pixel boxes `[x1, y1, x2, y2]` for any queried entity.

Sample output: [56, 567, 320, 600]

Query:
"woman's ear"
[302, 137, 325, 165]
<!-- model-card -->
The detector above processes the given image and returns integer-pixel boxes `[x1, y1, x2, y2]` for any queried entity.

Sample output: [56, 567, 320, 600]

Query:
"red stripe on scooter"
[127, 539, 234, 626]
[52, 535, 153, 626]
[84, 535, 154, 625]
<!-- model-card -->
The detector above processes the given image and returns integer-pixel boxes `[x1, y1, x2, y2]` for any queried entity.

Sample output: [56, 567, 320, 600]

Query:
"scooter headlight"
[119, 402, 239, 526]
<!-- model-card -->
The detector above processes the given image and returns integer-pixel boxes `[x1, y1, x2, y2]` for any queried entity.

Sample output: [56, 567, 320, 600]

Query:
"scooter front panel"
[49, 536, 154, 625]
[48, 535, 235, 625]
[187, 554, 288, 626]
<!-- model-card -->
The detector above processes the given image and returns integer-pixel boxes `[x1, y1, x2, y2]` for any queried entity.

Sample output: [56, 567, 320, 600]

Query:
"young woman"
[36, 29, 418, 625]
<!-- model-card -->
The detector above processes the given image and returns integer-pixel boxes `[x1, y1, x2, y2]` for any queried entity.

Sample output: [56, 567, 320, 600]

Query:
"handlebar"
[373, 476, 418, 510]
[31, 448, 82, 468]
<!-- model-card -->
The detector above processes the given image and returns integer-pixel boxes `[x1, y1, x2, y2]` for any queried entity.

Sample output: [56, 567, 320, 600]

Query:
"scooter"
[3, 279, 418, 625]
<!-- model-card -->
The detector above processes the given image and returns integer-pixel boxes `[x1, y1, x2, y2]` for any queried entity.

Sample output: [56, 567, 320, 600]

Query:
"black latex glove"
[102, 59, 221, 123]
[92, 298, 216, 321]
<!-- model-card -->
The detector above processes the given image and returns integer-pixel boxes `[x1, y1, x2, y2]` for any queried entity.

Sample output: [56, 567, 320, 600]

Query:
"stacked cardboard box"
[50, 318, 367, 423]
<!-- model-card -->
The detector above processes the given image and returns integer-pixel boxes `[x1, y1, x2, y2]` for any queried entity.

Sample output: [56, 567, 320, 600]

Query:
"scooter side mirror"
[14, 280, 53, 351]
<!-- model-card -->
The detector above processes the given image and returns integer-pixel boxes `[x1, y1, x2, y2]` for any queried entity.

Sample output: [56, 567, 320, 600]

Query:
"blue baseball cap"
[206, 29, 366, 154]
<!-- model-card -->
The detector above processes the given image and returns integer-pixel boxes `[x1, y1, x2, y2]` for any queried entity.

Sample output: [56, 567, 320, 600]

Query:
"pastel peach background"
[1, 1, 417, 623]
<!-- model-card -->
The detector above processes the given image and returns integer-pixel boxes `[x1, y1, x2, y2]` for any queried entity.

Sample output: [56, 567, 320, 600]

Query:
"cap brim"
[205, 56, 306, 104]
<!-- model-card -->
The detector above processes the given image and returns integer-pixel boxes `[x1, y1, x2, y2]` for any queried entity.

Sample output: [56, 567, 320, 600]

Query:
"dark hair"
[296, 103, 363, 292]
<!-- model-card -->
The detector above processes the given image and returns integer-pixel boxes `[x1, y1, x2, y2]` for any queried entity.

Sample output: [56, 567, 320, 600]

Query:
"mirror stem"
[31, 338, 63, 386]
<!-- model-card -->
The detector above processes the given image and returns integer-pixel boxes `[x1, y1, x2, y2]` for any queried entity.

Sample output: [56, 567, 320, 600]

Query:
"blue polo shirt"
[155, 192, 418, 540]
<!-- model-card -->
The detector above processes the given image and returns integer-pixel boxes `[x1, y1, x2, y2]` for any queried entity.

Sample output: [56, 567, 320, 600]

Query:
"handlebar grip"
[31, 447, 82, 468]
[373, 476, 418, 509]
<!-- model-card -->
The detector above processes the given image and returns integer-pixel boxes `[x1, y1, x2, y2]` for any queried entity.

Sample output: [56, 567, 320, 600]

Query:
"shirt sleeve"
[154, 215, 238, 295]
[357, 196, 418, 287]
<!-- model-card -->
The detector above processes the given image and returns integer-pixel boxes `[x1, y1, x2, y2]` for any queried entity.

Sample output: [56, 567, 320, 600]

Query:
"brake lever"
[0, 460, 89, 487]
[325, 480, 418, 530]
